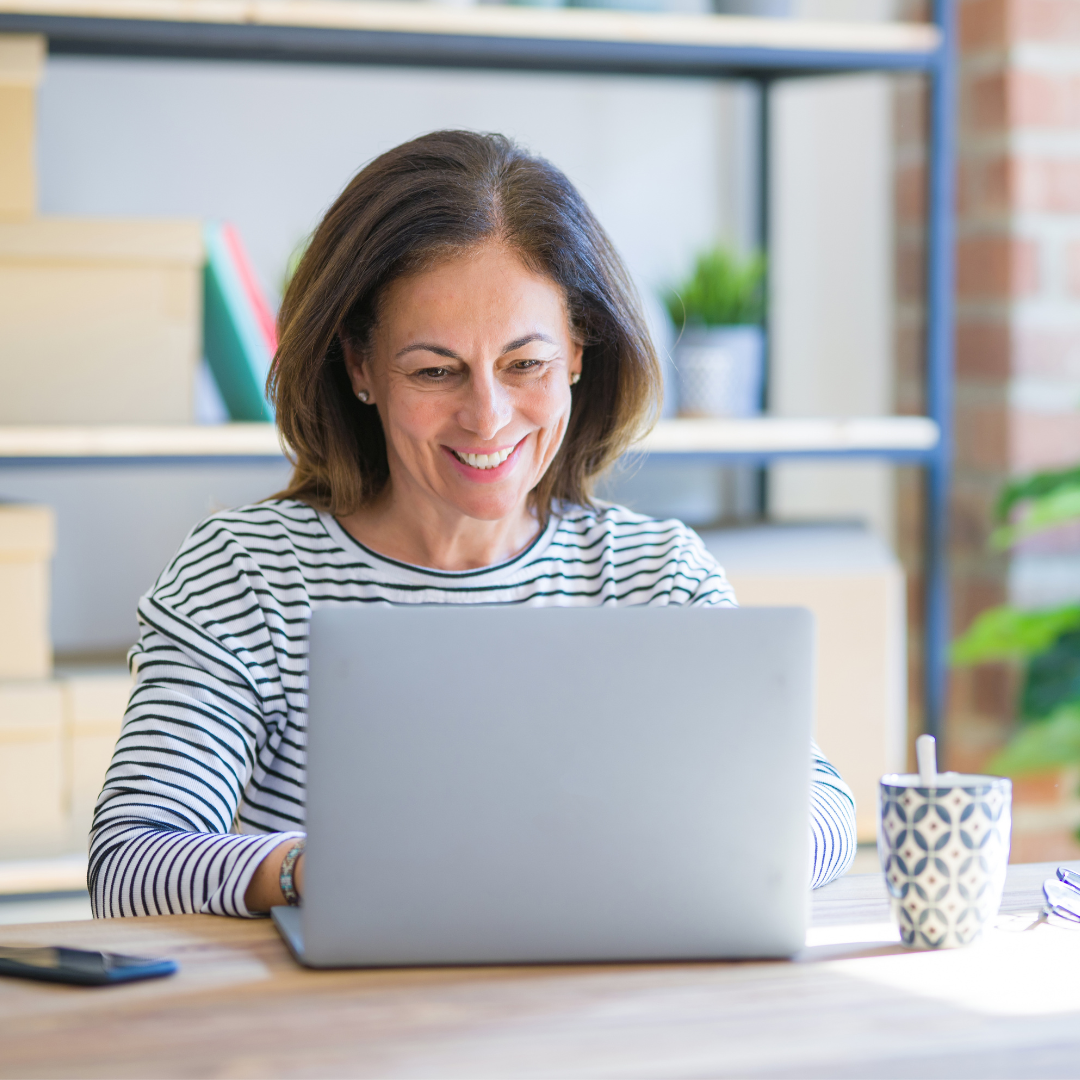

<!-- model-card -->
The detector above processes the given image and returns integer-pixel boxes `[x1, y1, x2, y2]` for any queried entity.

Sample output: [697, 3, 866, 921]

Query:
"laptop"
[273, 605, 814, 966]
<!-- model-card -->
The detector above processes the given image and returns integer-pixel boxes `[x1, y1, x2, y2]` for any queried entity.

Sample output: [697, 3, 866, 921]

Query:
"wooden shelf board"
[0, 853, 87, 895]
[638, 416, 940, 455]
[0, 417, 939, 462]
[0, 1, 940, 75]
[0, 423, 286, 459]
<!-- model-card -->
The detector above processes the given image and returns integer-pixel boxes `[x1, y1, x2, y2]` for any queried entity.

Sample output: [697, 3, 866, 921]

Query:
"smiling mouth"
[451, 446, 515, 470]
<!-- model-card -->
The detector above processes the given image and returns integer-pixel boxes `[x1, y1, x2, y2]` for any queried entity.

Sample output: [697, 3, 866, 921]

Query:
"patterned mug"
[878, 773, 1012, 949]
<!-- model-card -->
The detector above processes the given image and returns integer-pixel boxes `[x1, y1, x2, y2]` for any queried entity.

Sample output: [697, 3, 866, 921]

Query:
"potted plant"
[663, 246, 766, 418]
[952, 462, 1080, 779]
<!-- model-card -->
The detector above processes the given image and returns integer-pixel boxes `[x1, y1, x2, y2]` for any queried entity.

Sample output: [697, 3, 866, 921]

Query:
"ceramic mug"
[878, 773, 1012, 949]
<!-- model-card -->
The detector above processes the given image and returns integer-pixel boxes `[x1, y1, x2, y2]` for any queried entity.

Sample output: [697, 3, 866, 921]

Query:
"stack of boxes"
[1, 35, 153, 863]
[0, 504, 131, 859]
[0, 34, 204, 426]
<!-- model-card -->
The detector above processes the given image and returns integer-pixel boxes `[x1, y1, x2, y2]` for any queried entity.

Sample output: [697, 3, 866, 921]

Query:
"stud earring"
[357, 390, 370, 404]
[569, 372, 581, 386]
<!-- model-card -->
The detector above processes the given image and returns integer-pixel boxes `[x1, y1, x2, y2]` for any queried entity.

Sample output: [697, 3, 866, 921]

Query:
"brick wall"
[917, 0, 1080, 858]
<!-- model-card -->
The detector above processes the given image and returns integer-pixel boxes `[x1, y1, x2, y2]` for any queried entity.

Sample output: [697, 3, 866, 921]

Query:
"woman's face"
[342, 243, 583, 524]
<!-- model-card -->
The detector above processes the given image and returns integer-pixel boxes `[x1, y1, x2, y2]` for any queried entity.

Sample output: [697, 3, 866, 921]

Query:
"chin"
[449, 490, 529, 522]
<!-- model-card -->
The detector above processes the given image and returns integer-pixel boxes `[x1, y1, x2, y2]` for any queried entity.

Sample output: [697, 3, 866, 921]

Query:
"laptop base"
[271, 906, 306, 964]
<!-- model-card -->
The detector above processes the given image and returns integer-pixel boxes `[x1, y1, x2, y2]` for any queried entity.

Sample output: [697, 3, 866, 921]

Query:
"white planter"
[673, 325, 764, 418]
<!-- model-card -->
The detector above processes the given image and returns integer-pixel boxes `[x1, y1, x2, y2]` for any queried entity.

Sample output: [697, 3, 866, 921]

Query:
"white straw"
[916, 734, 938, 785]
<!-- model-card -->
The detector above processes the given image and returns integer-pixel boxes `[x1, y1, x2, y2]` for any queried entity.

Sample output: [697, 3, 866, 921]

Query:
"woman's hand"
[244, 839, 305, 913]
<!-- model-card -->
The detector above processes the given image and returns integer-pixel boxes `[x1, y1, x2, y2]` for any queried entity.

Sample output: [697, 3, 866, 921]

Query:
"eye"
[512, 359, 543, 371]
[415, 367, 450, 380]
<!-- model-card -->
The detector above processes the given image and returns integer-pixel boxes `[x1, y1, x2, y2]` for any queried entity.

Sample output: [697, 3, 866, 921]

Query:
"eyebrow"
[394, 332, 556, 361]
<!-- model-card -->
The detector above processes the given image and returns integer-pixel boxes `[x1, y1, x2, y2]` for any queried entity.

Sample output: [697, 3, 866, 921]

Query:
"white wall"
[21, 24, 902, 651]
[38, 57, 741, 310]
[768, 72, 897, 546]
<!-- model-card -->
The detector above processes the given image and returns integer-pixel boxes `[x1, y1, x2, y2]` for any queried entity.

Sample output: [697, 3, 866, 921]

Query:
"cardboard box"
[0, 35, 44, 221]
[61, 669, 130, 851]
[0, 218, 204, 423]
[702, 525, 906, 843]
[0, 680, 66, 859]
[0, 504, 54, 679]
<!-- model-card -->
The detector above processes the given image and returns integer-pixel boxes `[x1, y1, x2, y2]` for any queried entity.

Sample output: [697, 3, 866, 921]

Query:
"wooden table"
[1, 863, 1078, 1079]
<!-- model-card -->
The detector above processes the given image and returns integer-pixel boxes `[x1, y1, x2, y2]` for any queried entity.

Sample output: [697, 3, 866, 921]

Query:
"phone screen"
[0, 945, 177, 986]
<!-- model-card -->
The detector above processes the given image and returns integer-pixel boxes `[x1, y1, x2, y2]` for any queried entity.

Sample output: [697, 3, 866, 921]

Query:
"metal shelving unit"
[0, 0, 954, 737]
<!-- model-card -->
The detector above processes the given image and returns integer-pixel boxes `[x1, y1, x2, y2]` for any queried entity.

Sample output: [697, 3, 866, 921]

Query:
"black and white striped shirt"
[90, 499, 856, 917]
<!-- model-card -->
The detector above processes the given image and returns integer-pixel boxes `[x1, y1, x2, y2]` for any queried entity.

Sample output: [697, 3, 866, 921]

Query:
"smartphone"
[0, 944, 177, 986]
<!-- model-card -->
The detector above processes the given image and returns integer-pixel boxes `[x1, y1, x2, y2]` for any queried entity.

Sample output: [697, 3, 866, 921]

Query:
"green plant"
[664, 246, 766, 330]
[952, 462, 1080, 775]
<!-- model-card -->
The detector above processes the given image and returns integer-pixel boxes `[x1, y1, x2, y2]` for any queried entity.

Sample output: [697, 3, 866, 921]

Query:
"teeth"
[454, 447, 513, 469]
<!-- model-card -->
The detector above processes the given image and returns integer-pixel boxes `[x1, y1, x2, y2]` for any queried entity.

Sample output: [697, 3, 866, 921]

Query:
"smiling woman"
[88, 132, 856, 920]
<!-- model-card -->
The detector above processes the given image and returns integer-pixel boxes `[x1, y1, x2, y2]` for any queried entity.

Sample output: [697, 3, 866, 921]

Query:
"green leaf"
[664, 247, 766, 329]
[988, 706, 1080, 775]
[950, 604, 1080, 665]
[995, 465, 1080, 523]
[991, 482, 1080, 549]
[1022, 629, 1080, 719]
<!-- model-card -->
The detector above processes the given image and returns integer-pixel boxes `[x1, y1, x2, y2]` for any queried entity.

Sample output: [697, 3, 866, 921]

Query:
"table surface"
[1, 863, 1077, 1079]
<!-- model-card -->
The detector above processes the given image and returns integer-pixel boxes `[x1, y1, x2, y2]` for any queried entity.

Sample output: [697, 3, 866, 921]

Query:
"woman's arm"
[90, 616, 305, 917]
[244, 839, 305, 912]
[809, 741, 857, 887]
[90, 514, 307, 918]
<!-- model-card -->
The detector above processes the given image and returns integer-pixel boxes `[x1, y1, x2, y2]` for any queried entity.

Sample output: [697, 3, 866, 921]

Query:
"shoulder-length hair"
[270, 130, 661, 518]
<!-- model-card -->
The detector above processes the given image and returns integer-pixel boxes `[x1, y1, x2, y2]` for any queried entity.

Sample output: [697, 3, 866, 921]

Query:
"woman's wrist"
[244, 838, 306, 913]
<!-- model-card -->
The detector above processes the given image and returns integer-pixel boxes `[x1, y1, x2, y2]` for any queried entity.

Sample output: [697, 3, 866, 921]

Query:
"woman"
[90, 131, 856, 918]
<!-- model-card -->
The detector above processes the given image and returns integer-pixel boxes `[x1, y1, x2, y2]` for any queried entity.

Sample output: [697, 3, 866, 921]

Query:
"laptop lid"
[300, 605, 814, 966]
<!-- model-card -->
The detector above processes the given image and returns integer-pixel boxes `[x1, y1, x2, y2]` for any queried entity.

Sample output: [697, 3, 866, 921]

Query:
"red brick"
[953, 572, 1009, 630]
[956, 399, 1010, 470]
[956, 320, 1012, 379]
[965, 72, 1009, 133]
[1010, 828, 1080, 864]
[1014, 324, 1080, 377]
[1012, 771, 1066, 805]
[956, 235, 1040, 299]
[959, 155, 1012, 217]
[1014, 0, 1080, 43]
[1011, 408, 1080, 469]
[896, 322, 926, 382]
[895, 161, 927, 223]
[896, 242, 927, 303]
[1066, 240, 1080, 296]
[960, 0, 1009, 49]
[893, 77, 928, 146]
[1011, 70, 1080, 128]
[1006, 156, 1080, 212]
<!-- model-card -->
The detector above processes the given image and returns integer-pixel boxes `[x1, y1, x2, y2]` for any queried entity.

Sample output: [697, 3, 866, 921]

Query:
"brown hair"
[270, 130, 661, 518]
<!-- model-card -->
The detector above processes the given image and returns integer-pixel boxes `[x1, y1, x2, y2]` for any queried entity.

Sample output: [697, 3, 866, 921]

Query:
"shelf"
[0, 417, 938, 465]
[637, 416, 940, 462]
[0, 423, 287, 462]
[0, 1, 941, 77]
[0, 854, 87, 895]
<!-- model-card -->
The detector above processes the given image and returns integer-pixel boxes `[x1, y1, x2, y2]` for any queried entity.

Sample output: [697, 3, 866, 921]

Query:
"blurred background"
[4, 0, 1080, 917]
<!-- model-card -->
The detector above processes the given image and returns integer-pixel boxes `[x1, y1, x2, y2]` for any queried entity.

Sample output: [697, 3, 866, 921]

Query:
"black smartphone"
[0, 944, 177, 986]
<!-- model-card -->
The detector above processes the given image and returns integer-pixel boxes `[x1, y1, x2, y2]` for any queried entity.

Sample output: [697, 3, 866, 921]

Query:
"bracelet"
[279, 838, 306, 907]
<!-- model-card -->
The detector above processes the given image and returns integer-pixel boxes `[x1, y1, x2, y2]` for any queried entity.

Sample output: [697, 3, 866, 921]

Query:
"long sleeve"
[682, 537, 858, 889]
[809, 740, 857, 888]
[89, 516, 308, 918]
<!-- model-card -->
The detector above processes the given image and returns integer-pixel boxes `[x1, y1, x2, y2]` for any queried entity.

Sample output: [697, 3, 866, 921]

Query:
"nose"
[457, 366, 512, 442]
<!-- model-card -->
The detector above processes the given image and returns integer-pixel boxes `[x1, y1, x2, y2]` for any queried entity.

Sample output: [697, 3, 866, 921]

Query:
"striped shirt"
[89, 499, 856, 918]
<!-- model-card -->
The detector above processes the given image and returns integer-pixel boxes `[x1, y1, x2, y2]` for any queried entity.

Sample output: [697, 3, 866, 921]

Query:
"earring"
[357, 390, 370, 404]
[569, 372, 581, 386]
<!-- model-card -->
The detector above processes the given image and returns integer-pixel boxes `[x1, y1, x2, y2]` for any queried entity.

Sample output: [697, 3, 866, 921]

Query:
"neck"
[336, 481, 541, 572]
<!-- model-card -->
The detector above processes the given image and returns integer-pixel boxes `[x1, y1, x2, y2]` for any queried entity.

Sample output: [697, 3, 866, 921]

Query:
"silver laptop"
[273, 605, 814, 966]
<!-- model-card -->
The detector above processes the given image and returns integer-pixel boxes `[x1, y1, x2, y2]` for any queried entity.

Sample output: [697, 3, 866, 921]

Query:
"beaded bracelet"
[279, 838, 306, 907]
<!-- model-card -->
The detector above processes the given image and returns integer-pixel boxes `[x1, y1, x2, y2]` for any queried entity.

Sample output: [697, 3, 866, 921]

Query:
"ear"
[569, 339, 583, 381]
[339, 334, 374, 404]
